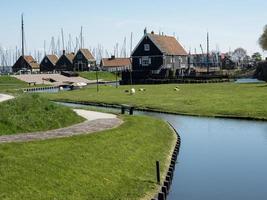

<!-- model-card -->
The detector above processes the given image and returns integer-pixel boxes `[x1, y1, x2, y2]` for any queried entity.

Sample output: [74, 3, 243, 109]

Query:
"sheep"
[130, 88, 136, 95]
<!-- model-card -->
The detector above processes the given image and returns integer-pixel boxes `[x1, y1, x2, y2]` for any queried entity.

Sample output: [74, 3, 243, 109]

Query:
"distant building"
[12, 55, 40, 73]
[131, 30, 188, 76]
[221, 54, 236, 69]
[73, 49, 96, 71]
[55, 51, 75, 71]
[189, 53, 221, 68]
[40, 55, 59, 72]
[100, 56, 131, 72]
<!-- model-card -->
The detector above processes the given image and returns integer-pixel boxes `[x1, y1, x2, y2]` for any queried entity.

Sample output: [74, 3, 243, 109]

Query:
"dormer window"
[144, 44, 150, 51]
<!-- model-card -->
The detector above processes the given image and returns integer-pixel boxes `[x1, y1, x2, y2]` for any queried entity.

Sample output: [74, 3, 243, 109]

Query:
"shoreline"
[53, 100, 267, 122]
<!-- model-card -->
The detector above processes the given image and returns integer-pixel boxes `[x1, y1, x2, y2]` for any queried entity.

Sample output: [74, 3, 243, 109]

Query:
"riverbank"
[0, 115, 176, 200]
[0, 94, 84, 135]
[43, 83, 267, 121]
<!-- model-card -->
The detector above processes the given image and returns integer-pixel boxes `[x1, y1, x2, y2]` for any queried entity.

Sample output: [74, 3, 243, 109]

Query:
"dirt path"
[0, 94, 14, 102]
[0, 94, 123, 144]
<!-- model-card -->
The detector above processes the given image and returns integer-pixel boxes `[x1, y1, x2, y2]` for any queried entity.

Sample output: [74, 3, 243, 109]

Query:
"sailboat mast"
[80, 26, 83, 49]
[61, 28, 65, 51]
[207, 31, 210, 73]
[21, 14, 25, 57]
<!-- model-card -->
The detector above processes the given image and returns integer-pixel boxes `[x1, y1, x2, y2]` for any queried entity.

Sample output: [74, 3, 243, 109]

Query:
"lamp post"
[96, 66, 99, 92]
[116, 67, 118, 88]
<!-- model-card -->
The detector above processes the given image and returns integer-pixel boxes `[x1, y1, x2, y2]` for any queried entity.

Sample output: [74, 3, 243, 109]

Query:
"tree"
[254, 62, 267, 82]
[233, 48, 247, 67]
[259, 25, 267, 51]
[252, 52, 262, 62]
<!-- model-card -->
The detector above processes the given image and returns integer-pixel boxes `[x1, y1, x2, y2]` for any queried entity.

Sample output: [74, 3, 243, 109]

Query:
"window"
[77, 54, 83, 59]
[144, 44, 150, 51]
[142, 56, 151, 66]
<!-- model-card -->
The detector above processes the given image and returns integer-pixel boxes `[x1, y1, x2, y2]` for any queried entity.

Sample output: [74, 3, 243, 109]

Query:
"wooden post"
[156, 161, 160, 184]
[129, 107, 134, 115]
[121, 106, 125, 114]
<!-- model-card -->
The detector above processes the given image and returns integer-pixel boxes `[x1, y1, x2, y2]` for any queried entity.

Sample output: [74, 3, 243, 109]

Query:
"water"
[140, 112, 267, 200]
[235, 78, 264, 83]
[26, 87, 71, 93]
[59, 102, 267, 200]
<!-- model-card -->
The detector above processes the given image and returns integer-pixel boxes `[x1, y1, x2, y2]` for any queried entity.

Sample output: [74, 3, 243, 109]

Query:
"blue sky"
[0, 0, 267, 56]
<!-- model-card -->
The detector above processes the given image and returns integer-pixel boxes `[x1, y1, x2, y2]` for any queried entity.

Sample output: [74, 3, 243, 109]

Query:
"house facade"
[73, 49, 96, 71]
[55, 51, 75, 72]
[12, 55, 40, 73]
[100, 56, 131, 72]
[131, 31, 188, 75]
[40, 55, 59, 72]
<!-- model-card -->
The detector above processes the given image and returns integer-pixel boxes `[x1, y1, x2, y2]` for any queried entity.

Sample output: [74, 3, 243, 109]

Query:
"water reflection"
[142, 112, 267, 200]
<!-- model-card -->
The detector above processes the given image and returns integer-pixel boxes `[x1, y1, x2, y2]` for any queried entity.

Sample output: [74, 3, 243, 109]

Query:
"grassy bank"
[44, 83, 267, 120]
[0, 115, 175, 200]
[0, 75, 28, 92]
[79, 71, 119, 81]
[0, 94, 84, 135]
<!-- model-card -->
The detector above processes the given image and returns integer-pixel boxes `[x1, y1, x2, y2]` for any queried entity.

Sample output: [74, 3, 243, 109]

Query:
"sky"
[0, 0, 267, 58]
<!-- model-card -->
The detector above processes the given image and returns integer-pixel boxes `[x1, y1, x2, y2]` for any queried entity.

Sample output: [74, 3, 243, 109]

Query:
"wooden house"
[40, 55, 59, 72]
[73, 49, 96, 71]
[100, 56, 131, 72]
[131, 31, 188, 75]
[221, 54, 236, 69]
[55, 51, 75, 72]
[12, 55, 39, 73]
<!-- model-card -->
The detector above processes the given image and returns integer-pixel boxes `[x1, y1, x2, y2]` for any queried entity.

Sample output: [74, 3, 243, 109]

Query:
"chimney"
[144, 27, 147, 35]
[109, 55, 115, 60]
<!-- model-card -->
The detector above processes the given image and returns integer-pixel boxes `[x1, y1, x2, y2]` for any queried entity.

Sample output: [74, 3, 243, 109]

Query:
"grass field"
[0, 75, 28, 92]
[0, 115, 175, 200]
[0, 94, 84, 135]
[79, 71, 119, 81]
[44, 82, 267, 120]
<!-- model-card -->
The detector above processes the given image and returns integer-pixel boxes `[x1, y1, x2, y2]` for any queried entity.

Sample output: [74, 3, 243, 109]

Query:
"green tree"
[259, 25, 267, 50]
[252, 52, 262, 62]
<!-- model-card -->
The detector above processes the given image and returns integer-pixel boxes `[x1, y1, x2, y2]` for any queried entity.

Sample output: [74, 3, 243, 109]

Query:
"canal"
[59, 102, 267, 200]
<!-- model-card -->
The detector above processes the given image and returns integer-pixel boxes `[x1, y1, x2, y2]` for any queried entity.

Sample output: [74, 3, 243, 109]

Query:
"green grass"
[79, 71, 119, 81]
[0, 94, 84, 135]
[44, 83, 267, 120]
[0, 115, 175, 200]
[0, 75, 28, 92]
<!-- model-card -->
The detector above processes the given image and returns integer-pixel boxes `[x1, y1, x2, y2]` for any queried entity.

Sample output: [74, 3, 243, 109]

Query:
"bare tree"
[233, 47, 247, 67]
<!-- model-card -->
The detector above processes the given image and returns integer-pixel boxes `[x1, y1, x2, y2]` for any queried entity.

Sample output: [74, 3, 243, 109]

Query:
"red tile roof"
[24, 56, 39, 69]
[65, 53, 75, 63]
[101, 58, 131, 68]
[147, 33, 187, 56]
[79, 49, 95, 61]
[46, 55, 59, 65]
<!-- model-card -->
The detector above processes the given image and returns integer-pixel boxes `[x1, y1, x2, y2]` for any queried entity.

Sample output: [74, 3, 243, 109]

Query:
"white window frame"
[144, 44, 150, 51]
[142, 56, 150, 66]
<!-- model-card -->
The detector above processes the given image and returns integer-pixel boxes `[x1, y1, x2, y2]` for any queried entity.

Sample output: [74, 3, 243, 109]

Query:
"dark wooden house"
[221, 55, 236, 69]
[40, 55, 59, 72]
[55, 51, 75, 72]
[12, 55, 40, 73]
[100, 56, 131, 72]
[131, 31, 188, 76]
[73, 49, 96, 71]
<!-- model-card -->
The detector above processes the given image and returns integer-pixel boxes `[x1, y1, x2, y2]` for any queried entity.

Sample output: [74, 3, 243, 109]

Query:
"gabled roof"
[78, 49, 95, 61]
[147, 33, 187, 56]
[23, 56, 39, 69]
[101, 58, 131, 67]
[65, 53, 75, 63]
[45, 55, 59, 65]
